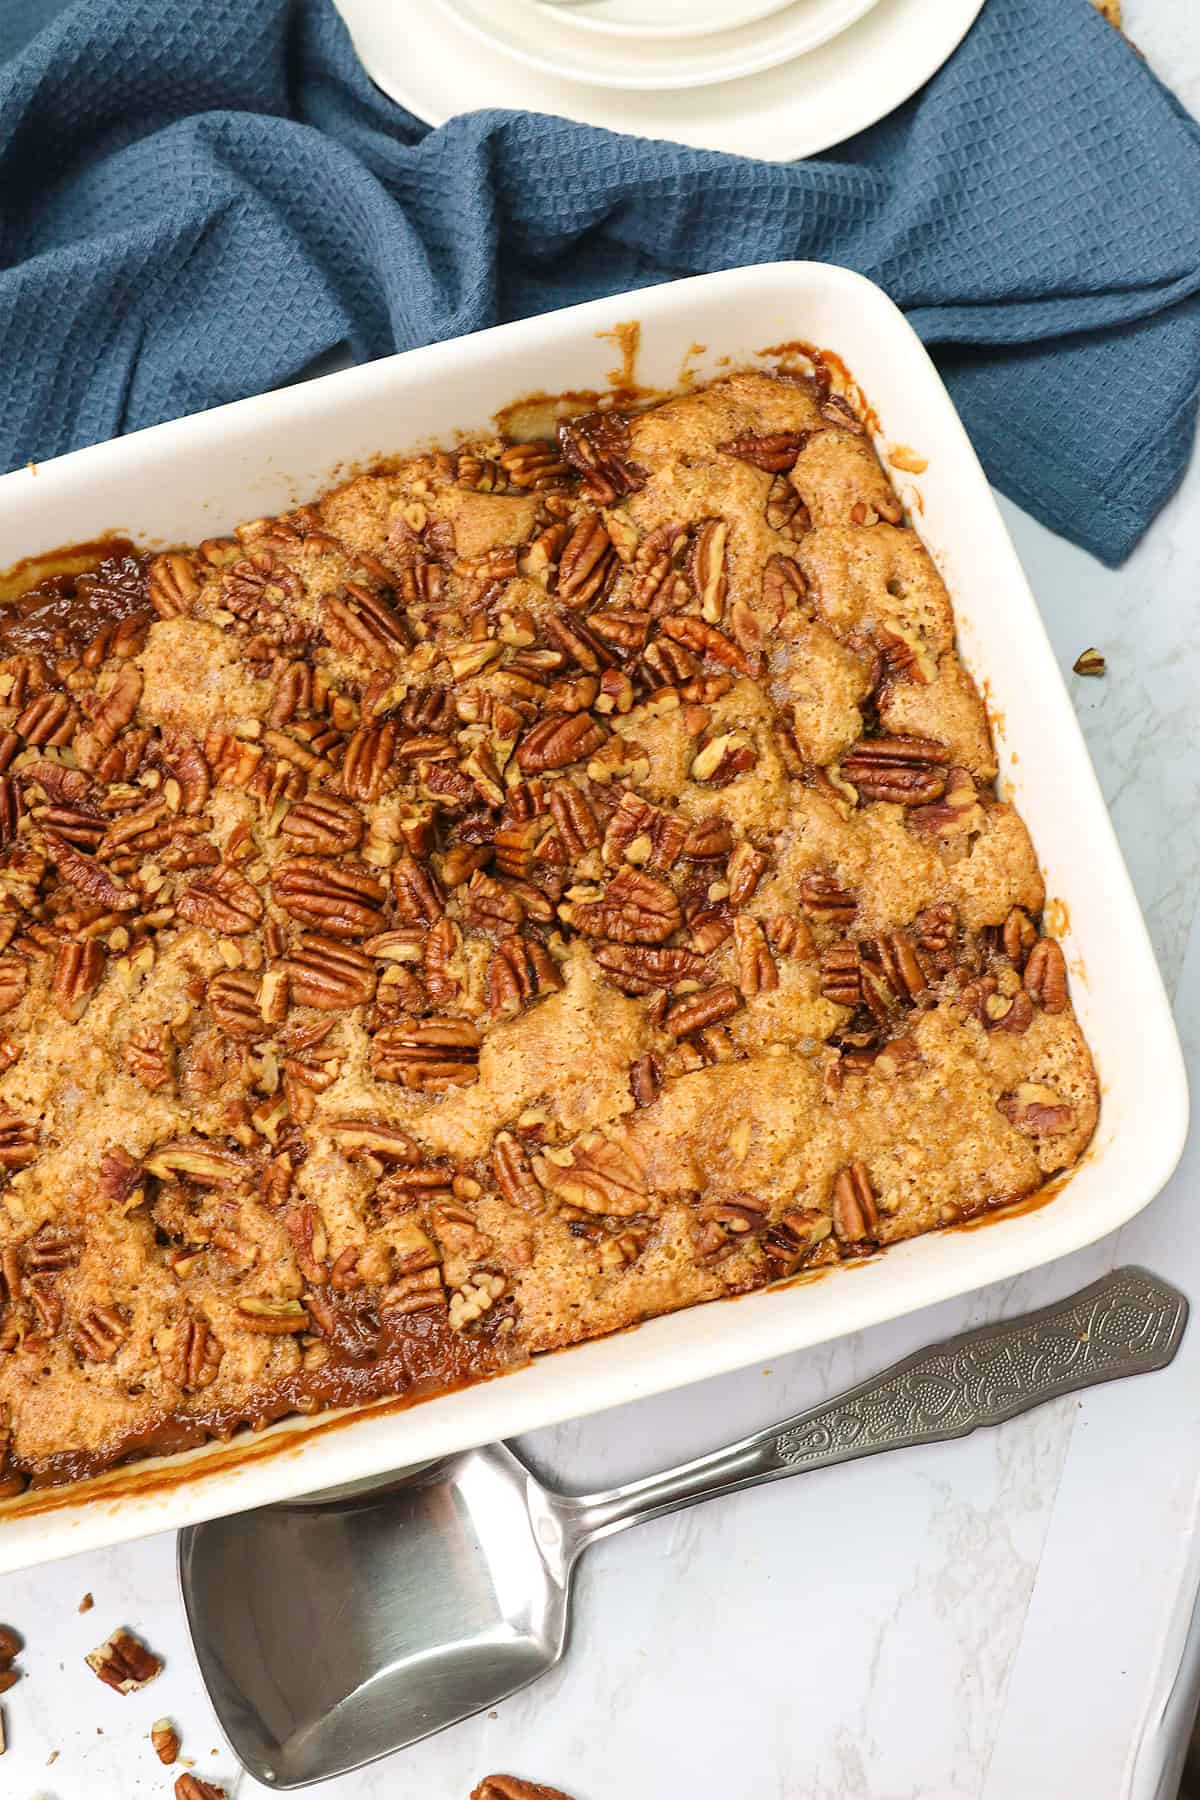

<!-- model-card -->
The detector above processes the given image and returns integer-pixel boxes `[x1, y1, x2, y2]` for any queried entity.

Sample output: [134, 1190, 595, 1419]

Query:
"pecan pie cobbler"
[0, 364, 1098, 1492]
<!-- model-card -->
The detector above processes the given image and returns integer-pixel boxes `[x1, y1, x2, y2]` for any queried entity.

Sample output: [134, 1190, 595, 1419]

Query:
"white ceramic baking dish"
[0, 262, 1186, 1575]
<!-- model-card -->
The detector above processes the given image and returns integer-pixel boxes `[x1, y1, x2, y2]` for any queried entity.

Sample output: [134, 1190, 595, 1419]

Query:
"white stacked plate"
[335, 0, 988, 160]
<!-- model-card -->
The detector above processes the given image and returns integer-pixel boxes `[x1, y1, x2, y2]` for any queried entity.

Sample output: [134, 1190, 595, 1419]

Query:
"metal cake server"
[178, 1265, 1186, 1788]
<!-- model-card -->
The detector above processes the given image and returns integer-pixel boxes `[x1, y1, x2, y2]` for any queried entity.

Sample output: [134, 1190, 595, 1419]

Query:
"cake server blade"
[178, 1264, 1186, 1786]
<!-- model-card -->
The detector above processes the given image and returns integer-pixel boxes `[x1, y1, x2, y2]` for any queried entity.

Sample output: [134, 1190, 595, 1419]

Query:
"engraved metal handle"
[561, 1267, 1187, 1552]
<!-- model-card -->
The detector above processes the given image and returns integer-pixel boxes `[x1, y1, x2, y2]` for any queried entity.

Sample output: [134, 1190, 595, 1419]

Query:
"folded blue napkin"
[1, 0, 1198, 565]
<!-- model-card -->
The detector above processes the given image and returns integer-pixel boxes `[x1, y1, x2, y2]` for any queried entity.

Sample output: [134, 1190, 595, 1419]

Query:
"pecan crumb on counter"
[152, 1716, 181, 1763]
[0, 363, 1097, 1492]
[175, 1777, 226, 1800]
[0, 1623, 21, 1694]
[1072, 646, 1107, 677]
[85, 1627, 162, 1693]
[472, 1777, 577, 1800]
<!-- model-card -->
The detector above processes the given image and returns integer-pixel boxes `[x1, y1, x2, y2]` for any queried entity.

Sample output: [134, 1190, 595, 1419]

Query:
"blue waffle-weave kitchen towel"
[1, 0, 1198, 566]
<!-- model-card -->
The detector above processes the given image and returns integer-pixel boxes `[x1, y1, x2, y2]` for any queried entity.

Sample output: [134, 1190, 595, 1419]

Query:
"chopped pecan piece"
[840, 736, 950, 805]
[831, 1161, 878, 1247]
[764, 476, 811, 538]
[680, 816, 734, 860]
[370, 1018, 481, 1090]
[516, 713, 607, 774]
[51, 937, 106, 1021]
[273, 856, 386, 937]
[998, 1083, 1075, 1135]
[487, 936, 564, 1016]
[86, 1628, 163, 1693]
[1023, 936, 1068, 1013]
[718, 430, 808, 472]
[448, 1269, 506, 1331]
[565, 866, 682, 946]
[1002, 905, 1038, 969]
[689, 731, 757, 786]
[762, 1207, 834, 1272]
[177, 864, 263, 934]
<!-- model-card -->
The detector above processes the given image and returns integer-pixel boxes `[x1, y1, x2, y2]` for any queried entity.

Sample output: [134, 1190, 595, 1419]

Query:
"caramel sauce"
[0, 537, 150, 657]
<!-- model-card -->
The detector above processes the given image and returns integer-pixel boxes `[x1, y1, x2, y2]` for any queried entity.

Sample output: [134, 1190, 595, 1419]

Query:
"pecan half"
[370, 1017, 481, 1090]
[1023, 936, 1068, 1013]
[718, 430, 808, 472]
[322, 583, 410, 667]
[74, 1304, 128, 1361]
[593, 942, 705, 995]
[175, 1774, 227, 1800]
[236, 1297, 309, 1334]
[548, 782, 600, 856]
[286, 934, 376, 1010]
[764, 477, 811, 539]
[147, 552, 199, 618]
[158, 1314, 223, 1391]
[178, 864, 263, 934]
[487, 936, 563, 1016]
[734, 916, 778, 994]
[492, 1132, 544, 1211]
[565, 867, 682, 946]
[799, 873, 856, 925]
[151, 1718, 181, 1764]
[659, 613, 756, 676]
[557, 514, 615, 607]
[52, 938, 106, 1022]
[75, 663, 143, 769]
[831, 1161, 878, 1246]
[341, 720, 398, 803]
[281, 791, 363, 855]
[819, 943, 861, 1007]
[726, 841, 768, 906]
[42, 829, 136, 912]
[273, 856, 386, 937]
[840, 736, 950, 805]
[0, 1101, 37, 1171]
[689, 731, 757, 786]
[628, 1051, 661, 1107]
[663, 983, 741, 1037]
[534, 1130, 647, 1217]
[1001, 905, 1038, 969]
[690, 518, 728, 624]
[516, 713, 607, 774]
[471, 1776, 576, 1800]
[86, 1628, 162, 1693]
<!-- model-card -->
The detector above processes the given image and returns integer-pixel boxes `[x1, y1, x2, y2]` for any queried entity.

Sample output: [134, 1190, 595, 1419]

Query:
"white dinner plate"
[438, 0, 881, 92]
[536, 0, 796, 38]
[336, 0, 987, 162]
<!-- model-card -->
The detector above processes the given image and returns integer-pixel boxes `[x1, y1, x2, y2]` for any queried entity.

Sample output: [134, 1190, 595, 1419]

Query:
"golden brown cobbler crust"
[0, 365, 1097, 1491]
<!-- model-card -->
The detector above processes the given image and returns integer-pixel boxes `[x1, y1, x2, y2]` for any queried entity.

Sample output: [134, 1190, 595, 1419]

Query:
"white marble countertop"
[3, 7, 1199, 1796]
